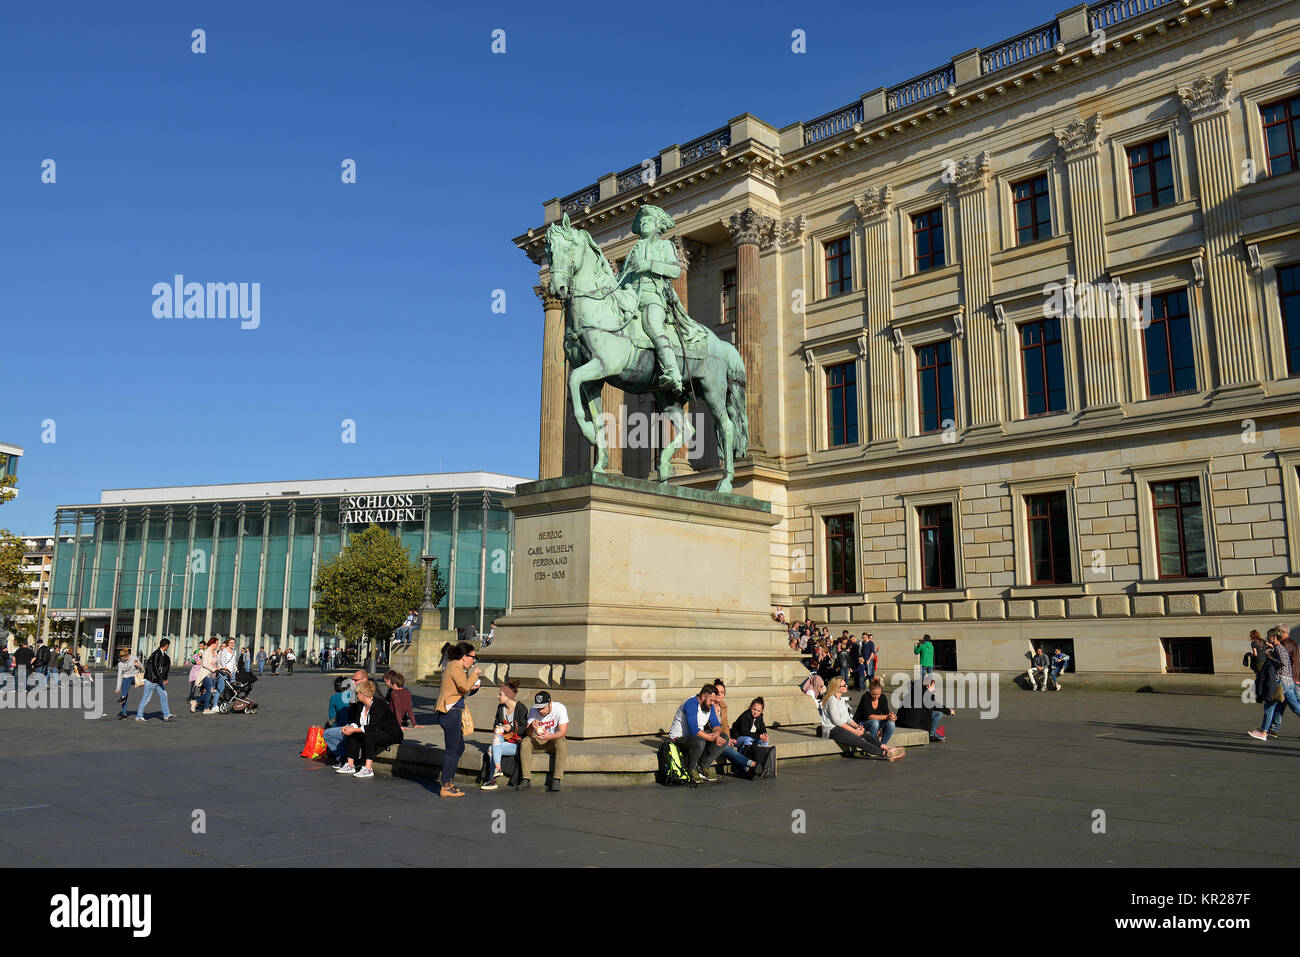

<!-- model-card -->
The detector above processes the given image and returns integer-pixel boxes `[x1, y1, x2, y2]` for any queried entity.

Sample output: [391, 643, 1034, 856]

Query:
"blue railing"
[803, 103, 864, 145]
[886, 65, 956, 111]
[560, 186, 598, 215]
[680, 127, 731, 165]
[1089, 0, 1176, 31]
[982, 21, 1060, 74]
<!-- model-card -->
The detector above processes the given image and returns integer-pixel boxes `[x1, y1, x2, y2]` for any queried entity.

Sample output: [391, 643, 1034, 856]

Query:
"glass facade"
[47, 484, 517, 660]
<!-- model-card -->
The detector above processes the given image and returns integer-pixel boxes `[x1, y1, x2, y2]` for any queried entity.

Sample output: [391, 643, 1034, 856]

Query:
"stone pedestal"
[478, 472, 808, 738]
[390, 618, 457, 684]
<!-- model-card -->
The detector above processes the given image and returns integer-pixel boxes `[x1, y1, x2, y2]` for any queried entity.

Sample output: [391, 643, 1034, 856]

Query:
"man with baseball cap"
[516, 690, 569, 792]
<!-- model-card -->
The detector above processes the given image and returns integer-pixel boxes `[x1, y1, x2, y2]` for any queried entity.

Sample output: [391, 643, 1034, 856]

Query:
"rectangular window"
[721, 268, 737, 324]
[916, 340, 954, 434]
[824, 236, 852, 296]
[918, 503, 956, 590]
[1162, 637, 1214, 675]
[825, 514, 856, 595]
[826, 361, 859, 448]
[1152, 478, 1207, 579]
[1026, 491, 1072, 584]
[1128, 137, 1175, 213]
[931, 639, 958, 671]
[1012, 174, 1052, 245]
[912, 208, 946, 272]
[1279, 263, 1300, 376]
[1142, 289, 1196, 397]
[1261, 95, 1300, 176]
[1020, 318, 1067, 416]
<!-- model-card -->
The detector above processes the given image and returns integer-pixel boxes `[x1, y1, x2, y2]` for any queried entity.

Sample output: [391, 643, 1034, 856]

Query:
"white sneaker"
[354, 767, 374, 779]
[335, 763, 357, 774]
[134, 717, 145, 723]
[203, 709, 217, 715]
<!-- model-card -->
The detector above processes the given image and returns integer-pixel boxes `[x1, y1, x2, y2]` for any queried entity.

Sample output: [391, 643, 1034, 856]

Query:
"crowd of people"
[2, 638, 94, 687]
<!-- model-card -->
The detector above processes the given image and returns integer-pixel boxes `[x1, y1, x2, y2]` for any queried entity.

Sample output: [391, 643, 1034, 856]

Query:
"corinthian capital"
[1054, 113, 1104, 158]
[673, 236, 708, 273]
[952, 151, 992, 190]
[534, 284, 563, 310]
[722, 207, 777, 248]
[854, 185, 894, 224]
[776, 214, 808, 249]
[1178, 68, 1233, 122]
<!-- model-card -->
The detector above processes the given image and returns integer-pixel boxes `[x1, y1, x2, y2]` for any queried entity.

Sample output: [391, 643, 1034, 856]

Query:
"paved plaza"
[0, 670, 1296, 868]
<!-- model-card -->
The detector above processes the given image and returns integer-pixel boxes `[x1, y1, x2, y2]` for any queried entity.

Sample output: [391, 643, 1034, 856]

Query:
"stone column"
[953, 152, 1001, 430]
[535, 284, 567, 480]
[600, 381, 624, 475]
[667, 236, 708, 473]
[1055, 113, 1123, 412]
[723, 208, 776, 456]
[856, 186, 899, 445]
[1177, 69, 1262, 388]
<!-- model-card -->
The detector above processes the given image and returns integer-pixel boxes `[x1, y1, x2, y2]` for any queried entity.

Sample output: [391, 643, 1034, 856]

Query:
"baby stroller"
[217, 670, 259, 715]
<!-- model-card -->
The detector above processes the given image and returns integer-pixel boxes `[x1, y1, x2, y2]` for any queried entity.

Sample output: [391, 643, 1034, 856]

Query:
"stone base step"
[365, 725, 928, 787]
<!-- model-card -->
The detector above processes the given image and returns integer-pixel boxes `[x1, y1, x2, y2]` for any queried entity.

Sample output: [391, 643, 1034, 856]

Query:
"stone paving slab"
[0, 669, 1297, 867]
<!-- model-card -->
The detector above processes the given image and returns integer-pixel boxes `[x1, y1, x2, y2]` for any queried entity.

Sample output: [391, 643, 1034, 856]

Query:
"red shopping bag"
[300, 726, 326, 759]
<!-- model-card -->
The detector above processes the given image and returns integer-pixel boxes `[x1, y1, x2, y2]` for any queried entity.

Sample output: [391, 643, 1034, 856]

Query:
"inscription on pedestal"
[527, 528, 583, 584]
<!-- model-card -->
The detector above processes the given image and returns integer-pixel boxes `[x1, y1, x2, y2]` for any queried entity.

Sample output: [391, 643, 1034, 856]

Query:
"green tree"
[311, 525, 440, 647]
[0, 454, 26, 642]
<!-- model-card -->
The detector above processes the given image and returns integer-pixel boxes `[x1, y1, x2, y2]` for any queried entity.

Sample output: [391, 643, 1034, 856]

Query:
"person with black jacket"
[481, 679, 529, 790]
[13, 641, 35, 687]
[730, 697, 769, 748]
[33, 640, 52, 679]
[334, 679, 403, 779]
[135, 639, 176, 723]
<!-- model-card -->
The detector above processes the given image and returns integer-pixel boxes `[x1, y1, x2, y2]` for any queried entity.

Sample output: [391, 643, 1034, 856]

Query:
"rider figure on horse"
[616, 205, 686, 397]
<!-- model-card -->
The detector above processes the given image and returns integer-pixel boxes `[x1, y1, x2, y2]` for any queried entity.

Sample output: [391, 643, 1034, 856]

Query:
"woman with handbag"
[114, 648, 144, 720]
[435, 641, 481, 798]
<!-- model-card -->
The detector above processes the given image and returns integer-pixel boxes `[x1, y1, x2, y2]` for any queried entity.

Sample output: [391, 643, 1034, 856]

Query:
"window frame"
[720, 267, 737, 325]
[911, 206, 946, 273]
[1025, 490, 1074, 585]
[1260, 94, 1300, 177]
[1018, 317, 1068, 418]
[1278, 262, 1300, 378]
[825, 359, 859, 449]
[824, 512, 857, 595]
[917, 501, 957, 591]
[823, 235, 853, 298]
[915, 338, 955, 436]
[1011, 173, 1053, 246]
[1140, 287, 1198, 399]
[1131, 461, 1218, 584]
[1127, 136, 1176, 214]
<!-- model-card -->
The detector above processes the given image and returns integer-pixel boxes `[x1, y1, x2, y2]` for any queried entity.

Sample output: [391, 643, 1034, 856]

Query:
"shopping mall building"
[44, 472, 526, 660]
[514, 0, 1300, 686]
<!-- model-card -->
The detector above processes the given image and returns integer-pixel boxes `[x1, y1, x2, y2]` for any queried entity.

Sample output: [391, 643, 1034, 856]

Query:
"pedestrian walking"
[135, 639, 176, 722]
[114, 647, 144, 720]
[256, 647, 266, 676]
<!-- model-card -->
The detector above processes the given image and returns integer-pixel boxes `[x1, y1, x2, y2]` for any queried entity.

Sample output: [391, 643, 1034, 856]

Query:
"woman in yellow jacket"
[435, 641, 481, 798]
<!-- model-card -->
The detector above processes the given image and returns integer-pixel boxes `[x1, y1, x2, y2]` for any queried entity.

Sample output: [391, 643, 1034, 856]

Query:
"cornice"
[772, 0, 1259, 188]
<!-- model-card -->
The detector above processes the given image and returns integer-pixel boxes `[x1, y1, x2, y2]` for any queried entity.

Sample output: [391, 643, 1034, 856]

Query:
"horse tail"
[725, 344, 749, 459]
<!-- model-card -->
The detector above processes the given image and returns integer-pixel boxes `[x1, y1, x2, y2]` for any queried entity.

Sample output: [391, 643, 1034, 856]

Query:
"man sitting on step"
[669, 685, 726, 785]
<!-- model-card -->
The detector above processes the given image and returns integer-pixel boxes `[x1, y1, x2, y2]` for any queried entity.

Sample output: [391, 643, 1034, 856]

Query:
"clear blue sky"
[0, 0, 1055, 533]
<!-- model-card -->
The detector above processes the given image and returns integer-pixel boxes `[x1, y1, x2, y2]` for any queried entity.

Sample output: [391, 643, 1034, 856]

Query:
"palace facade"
[515, 0, 1300, 687]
